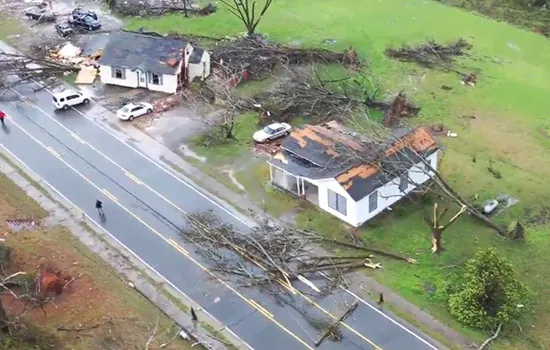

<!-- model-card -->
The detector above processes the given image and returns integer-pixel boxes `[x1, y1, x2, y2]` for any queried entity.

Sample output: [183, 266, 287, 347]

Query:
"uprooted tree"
[447, 248, 529, 340]
[220, 0, 273, 36]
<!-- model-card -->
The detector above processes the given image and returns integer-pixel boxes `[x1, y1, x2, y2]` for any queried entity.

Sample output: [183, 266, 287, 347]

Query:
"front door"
[136, 70, 147, 88]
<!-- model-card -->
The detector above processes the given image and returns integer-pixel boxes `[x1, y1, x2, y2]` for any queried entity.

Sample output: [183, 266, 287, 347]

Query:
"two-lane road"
[0, 80, 443, 350]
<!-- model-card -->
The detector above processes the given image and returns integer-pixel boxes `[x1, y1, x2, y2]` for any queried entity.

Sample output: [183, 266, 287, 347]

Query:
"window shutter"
[111, 66, 116, 78]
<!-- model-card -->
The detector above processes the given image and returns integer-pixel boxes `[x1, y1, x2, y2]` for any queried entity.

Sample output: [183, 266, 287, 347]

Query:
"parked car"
[52, 90, 90, 110]
[253, 122, 292, 143]
[68, 10, 101, 31]
[55, 22, 74, 37]
[116, 102, 154, 121]
[71, 7, 98, 20]
[24, 6, 56, 22]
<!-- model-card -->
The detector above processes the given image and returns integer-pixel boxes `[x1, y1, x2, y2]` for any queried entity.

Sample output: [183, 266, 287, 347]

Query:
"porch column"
[283, 171, 287, 188]
[269, 164, 273, 183]
[296, 177, 300, 195]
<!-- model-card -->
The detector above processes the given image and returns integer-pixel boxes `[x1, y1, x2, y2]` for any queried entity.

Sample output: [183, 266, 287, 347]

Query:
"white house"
[99, 31, 211, 94]
[268, 121, 440, 227]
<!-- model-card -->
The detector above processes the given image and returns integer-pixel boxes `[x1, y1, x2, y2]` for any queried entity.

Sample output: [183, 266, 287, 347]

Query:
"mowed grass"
[127, 1, 550, 348]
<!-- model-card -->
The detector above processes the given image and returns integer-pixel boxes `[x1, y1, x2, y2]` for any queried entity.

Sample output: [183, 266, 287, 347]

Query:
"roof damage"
[99, 31, 187, 74]
[269, 121, 438, 200]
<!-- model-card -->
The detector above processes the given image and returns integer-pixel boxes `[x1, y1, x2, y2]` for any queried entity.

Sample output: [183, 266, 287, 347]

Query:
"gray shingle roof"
[100, 31, 187, 75]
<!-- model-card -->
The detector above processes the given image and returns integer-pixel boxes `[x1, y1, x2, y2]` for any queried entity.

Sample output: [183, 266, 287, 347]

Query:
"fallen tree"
[182, 212, 415, 292]
[385, 39, 472, 69]
[0, 51, 78, 99]
[211, 36, 361, 78]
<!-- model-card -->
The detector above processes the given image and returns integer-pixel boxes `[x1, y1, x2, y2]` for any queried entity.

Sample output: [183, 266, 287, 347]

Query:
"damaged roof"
[100, 31, 187, 75]
[269, 122, 438, 201]
[189, 47, 205, 64]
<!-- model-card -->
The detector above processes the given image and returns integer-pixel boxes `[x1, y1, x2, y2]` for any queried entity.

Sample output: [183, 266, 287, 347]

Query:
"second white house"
[99, 31, 211, 94]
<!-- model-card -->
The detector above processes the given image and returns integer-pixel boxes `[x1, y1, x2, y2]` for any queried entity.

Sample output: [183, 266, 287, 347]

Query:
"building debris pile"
[183, 212, 415, 293]
[385, 39, 472, 69]
[153, 93, 181, 113]
[211, 36, 361, 79]
[47, 42, 102, 84]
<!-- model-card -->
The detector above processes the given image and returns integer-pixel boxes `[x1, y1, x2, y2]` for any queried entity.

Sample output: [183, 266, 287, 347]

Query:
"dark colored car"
[68, 13, 101, 31]
[71, 7, 98, 20]
[24, 6, 56, 22]
[55, 22, 74, 37]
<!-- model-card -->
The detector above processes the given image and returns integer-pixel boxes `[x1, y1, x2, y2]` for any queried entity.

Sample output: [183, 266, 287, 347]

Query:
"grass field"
[127, 1, 550, 348]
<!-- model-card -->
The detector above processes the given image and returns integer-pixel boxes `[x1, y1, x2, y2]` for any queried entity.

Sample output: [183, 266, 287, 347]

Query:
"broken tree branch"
[315, 301, 358, 347]
[478, 323, 502, 350]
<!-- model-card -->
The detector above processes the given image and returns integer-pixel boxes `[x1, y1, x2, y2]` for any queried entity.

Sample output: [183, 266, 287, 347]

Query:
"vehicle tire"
[284, 131, 290, 136]
[63, 105, 69, 110]
[129, 116, 134, 121]
[83, 98, 89, 104]
[147, 109, 153, 113]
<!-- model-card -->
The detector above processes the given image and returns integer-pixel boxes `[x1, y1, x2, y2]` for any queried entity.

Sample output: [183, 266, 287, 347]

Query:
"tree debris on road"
[182, 212, 414, 294]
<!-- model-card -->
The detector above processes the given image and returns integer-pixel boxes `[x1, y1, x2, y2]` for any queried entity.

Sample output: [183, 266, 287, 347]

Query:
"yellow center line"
[46, 146, 61, 159]
[125, 171, 142, 184]
[102, 189, 118, 202]
[249, 299, 275, 318]
[7, 117, 315, 350]
[71, 133, 86, 144]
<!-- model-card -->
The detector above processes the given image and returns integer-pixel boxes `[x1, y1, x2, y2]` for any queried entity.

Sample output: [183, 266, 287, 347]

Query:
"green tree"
[448, 248, 529, 329]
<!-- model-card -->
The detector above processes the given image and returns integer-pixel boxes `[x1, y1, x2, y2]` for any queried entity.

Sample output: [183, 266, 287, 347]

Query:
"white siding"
[355, 150, 440, 226]
[308, 178, 358, 226]
[99, 65, 178, 94]
[147, 73, 178, 94]
[99, 66, 138, 88]
[188, 51, 211, 83]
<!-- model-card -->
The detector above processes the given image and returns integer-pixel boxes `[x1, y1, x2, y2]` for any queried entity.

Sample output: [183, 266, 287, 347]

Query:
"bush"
[447, 248, 529, 329]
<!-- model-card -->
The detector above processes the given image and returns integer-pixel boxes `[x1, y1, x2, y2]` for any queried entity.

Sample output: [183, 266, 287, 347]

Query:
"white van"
[52, 89, 90, 110]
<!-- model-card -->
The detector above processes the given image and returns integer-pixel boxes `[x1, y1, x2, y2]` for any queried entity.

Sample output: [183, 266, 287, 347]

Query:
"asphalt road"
[0, 80, 443, 350]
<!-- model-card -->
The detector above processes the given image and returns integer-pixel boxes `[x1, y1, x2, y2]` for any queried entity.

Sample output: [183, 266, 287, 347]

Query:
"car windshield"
[52, 96, 57, 102]
[120, 107, 130, 113]
[262, 126, 276, 135]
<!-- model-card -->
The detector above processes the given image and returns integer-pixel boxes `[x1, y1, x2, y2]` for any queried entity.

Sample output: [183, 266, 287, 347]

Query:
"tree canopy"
[448, 248, 529, 330]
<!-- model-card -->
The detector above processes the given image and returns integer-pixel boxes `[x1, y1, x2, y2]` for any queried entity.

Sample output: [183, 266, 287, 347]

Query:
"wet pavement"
[0, 80, 445, 350]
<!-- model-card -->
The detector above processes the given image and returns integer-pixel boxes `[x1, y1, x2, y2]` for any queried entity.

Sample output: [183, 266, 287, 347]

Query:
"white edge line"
[0, 144, 253, 350]
[12, 85, 253, 229]
[344, 289, 440, 350]
[297, 257, 439, 350]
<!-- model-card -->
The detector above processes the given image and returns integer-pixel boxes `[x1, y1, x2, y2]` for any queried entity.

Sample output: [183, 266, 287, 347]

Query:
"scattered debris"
[315, 301, 358, 347]
[462, 73, 477, 86]
[483, 200, 499, 214]
[322, 39, 338, 45]
[75, 66, 98, 84]
[441, 85, 452, 90]
[382, 92, 420, 127]
[252, 140, 281, 156]
[5, 218, 40, 232]
[153, 94, 181, 113]
[487, 160, 502, 179]
[385, 39, 472, 69]
[446, 130, 458, 137]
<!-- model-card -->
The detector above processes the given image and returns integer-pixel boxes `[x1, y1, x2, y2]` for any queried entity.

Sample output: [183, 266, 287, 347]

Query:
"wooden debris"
[315, 301, 358, 347]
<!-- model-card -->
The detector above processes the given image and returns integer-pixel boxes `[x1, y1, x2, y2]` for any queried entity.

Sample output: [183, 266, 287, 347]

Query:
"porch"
[269, 164, 319, 205]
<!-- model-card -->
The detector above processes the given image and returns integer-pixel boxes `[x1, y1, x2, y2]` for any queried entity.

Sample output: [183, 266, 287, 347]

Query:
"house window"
[327, 189, 347, 216]
[368, 191, 378, 213]
[150, 73, 163, 85]
[399, 174, 408, 192]
[111, 67, 125, 79]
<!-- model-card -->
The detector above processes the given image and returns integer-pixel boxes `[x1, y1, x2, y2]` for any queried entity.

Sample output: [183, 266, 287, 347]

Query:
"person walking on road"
[0, 110, 6, 126]
[95, 199, 104, 216]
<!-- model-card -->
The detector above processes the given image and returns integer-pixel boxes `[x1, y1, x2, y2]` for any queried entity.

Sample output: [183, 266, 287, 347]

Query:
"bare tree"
[220, 0, 274, 36]
[182, 0, 189, 17]
[423, 203, 467, 254]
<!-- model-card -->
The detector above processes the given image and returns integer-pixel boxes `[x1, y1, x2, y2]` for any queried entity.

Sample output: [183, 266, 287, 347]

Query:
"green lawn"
[127, 1, 550, 348]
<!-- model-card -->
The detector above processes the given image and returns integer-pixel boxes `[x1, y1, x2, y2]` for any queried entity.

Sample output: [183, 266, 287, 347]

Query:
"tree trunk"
[182, 0, 188, 17]
[431, 229, 443, 254]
